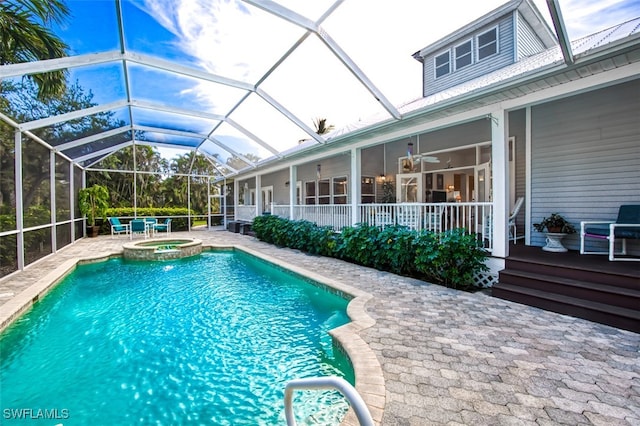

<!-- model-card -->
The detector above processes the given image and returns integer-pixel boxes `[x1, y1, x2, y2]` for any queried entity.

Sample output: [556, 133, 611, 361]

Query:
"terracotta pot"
[547, 227, 563, 233]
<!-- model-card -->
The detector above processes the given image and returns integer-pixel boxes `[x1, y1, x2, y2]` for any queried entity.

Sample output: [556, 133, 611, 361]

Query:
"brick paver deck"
[1, 229, 638, 425]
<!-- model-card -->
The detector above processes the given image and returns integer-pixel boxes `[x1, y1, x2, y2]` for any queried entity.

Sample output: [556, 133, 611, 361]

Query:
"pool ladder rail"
[284, 376, 374, 426]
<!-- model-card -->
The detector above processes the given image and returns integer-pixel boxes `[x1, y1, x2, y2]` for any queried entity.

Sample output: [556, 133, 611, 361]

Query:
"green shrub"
[252, 215, 489, 290]
[337, 224, 381, 267]
[414, 228, 488, 290]
[252, 214, 288, 245]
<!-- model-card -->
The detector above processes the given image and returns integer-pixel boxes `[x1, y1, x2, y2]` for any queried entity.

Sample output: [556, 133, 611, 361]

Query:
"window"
[333, 176, 348, 204]
[477, 27, 497, 60]
[305, 181, 316, 205]
[361, 176, 375, 204]
[455, 40, 472, 69]
[318, 179, 330, 205]
[434, 51, 450, 78]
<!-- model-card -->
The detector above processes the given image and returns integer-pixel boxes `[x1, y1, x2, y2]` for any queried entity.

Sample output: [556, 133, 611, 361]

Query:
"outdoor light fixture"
[317, 164, 321, 179]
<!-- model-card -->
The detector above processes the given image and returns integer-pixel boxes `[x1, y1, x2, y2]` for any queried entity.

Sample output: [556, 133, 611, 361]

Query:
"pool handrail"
[284, 376, 374, 426]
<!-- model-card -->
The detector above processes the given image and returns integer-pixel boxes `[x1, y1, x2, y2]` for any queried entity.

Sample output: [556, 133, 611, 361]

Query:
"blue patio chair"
[108, 217, 130, 238]
[580, 205, 640, 261]
[130, 219, 149, 240]
[144, 217, 157, 237]
[153, 218, 172, 235]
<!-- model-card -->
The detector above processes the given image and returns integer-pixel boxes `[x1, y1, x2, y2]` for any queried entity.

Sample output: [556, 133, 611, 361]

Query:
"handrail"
[284, 376, 374, 426]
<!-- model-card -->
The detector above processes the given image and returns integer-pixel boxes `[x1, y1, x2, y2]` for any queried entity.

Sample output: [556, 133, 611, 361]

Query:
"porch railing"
[246, 202, 493, 250]
[292, 205, 352, 230]
[236, 205, 257, 222]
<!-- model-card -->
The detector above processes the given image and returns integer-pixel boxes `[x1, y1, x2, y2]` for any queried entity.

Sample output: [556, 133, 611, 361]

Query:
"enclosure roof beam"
[55, 126, 130, 151]
[132, 125, 255, 166]
[205, 135, 256, 168]
[244, 0, 401, 120]
[546, 0, 574, 64]
[20, 100, 129, 131]
[254, 89, 324, 146]
[74, 141, 132, 162]
[124, 52, 255, 92]
[0, 51, 122, 78]
[224, 116, 285, 156]
[203, 152, 238, 174]
[130, 100, 226, 122]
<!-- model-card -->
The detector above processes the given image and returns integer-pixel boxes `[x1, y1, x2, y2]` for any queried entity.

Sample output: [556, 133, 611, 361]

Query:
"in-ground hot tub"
[123, 238, 203, 260]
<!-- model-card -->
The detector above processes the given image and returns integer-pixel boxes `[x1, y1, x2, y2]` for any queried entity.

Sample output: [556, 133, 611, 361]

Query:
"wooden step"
[492, 283, 640, 333]
[498, 269, 640, 310]
[504, 258, 638, 289]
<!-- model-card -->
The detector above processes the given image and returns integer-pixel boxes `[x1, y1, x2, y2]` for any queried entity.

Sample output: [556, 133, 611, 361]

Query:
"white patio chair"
[509, 197, 525, 243]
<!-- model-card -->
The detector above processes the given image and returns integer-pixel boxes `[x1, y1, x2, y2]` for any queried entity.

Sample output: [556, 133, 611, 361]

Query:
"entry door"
[396, 173, 423, 203]
[261, 186, 273, 212]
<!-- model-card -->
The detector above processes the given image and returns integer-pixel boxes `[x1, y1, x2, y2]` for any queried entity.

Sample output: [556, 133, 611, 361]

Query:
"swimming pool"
[0, 251, 354, 425]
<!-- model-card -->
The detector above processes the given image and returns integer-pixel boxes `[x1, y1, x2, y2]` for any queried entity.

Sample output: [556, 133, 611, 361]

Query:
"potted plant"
[78, 184, 110, 237]
[533, 213, 576, 252]
[533, 213, 576, 234]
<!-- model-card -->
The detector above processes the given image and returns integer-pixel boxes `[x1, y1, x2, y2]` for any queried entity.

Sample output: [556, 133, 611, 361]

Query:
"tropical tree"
[0, 0, 70, 99]
[313, 117, 335, 135]
[88, 145, 168, 208]
[1, 78, 125, 211]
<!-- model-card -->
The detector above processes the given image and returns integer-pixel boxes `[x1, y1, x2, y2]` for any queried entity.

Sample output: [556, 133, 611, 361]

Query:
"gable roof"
[318, 16, 640, 148]
[402, 16, 640, 115]
[412, 0, 557, 62]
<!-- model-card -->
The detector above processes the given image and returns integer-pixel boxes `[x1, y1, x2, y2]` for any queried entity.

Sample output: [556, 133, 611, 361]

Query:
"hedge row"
[251, 214, 489, 290]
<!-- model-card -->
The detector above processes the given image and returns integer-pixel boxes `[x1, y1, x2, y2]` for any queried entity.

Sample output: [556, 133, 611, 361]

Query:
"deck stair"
[493, 251, 640, 333]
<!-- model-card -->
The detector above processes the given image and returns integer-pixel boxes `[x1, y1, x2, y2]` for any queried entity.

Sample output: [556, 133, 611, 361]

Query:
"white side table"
[543, 232, 568, 252]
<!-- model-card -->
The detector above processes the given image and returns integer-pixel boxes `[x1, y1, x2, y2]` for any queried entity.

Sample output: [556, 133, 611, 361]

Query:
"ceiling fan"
[411, 153, 440, 163]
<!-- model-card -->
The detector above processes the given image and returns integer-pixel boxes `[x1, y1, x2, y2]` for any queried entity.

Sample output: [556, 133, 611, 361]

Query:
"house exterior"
[230, 0, 640, 284]
[412, 0, 556, 97]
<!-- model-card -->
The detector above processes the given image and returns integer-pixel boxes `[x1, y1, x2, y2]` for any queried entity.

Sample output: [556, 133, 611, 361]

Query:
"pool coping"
[0, 242, 385, 426]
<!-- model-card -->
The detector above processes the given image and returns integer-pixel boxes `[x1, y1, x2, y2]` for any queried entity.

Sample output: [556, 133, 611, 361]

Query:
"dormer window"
[435, 51, 450, 78]
[455, 39, 472, 70]
[477, 27, 498, 60]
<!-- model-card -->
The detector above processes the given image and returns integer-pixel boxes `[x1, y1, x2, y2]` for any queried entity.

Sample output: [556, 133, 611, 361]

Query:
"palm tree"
[0, 0, 69, 99]
[313, 118, 335, 135]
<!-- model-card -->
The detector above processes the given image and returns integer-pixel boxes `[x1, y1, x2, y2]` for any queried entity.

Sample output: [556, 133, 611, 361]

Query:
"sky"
[53, 0, 640, 163]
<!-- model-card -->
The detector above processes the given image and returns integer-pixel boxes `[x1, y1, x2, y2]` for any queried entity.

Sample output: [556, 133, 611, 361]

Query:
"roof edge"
[412, 0, 556, 61]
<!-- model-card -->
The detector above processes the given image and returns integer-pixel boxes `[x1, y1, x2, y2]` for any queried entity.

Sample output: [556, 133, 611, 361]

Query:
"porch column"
[289, 165, 297, 220]
[14, 131, 24, 270]
[350, 147, 362, 226]
[255, 175, 262, 218]
[491, 109, 509, 258]
[69, 161, 75, 242]
[206, 177, 211, 229]
[233, 179, 239, 221]
[50, 149, 57, 253]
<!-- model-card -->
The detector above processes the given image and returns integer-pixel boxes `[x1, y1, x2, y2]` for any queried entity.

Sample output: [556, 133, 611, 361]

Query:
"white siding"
[423, 17, 515, 97]
[516, 11, 547, 59]
[261, 169, 289, 205]
[530, 79, 640, 252]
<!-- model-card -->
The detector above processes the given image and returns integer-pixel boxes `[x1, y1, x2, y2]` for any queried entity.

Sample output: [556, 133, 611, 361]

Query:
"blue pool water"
[0, 251, 354, 425]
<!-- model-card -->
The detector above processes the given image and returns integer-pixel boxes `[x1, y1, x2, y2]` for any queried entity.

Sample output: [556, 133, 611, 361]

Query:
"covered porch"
[231, 111, 519, 275]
